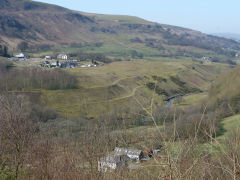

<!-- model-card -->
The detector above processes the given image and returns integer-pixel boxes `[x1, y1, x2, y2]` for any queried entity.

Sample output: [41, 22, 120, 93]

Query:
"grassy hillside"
[218, 114, 240, 139]
[0, 0, 240, 64]
[209, 65, 240, 108]
[39, 61, 230, 118]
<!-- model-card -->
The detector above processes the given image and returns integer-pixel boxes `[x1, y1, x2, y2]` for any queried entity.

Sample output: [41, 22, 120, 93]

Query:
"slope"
[0, 0, 240, 62]
[40, 61, 230, 119]
[209, 64, 240, 108]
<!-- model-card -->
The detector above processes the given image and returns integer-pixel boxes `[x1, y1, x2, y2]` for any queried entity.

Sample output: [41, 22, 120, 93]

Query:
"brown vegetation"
[1, 0, 240, 62]
[0, 90, 239, 179]
[0, 67, 77, 91]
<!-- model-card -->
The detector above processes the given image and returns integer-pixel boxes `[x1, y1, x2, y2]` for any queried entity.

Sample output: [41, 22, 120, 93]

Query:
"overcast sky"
[37, 0, 240, 34]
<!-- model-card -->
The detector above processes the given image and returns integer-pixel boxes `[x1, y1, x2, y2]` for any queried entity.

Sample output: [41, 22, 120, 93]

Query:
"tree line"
[0, 44, 10, 57]
[1, 91, 240, 179]
[0, 59, 78, 91]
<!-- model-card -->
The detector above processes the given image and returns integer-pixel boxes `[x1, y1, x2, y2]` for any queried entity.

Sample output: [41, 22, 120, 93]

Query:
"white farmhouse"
[15, 53, 27, 59]
[50, 61, 57, 67]
[45, 55, 51, 60]
[57, 54, 68, 60]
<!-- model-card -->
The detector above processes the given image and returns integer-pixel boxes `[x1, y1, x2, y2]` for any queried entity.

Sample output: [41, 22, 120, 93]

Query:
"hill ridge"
[0, 0, 240, 62]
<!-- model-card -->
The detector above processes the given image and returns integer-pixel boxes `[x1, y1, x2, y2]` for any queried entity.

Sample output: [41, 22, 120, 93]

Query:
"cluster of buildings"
[41, 54, 78, 68]
[98, 147, 161, 172]
[201, 56, 212, 65]
[42, 54, 99, 69]
[11, 52, 101, 68]
[42, 60, 78, 69]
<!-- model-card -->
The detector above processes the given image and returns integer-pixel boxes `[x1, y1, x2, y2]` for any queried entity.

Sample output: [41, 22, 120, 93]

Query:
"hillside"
[39, 61, 230, 119]
[209, 64, 240, 109]
[1, 0, 240, 62]
[212, 33, 240, 42]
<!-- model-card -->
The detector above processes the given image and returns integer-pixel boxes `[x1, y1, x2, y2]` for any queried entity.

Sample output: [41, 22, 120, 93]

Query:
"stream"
[165, 91, 208, 108]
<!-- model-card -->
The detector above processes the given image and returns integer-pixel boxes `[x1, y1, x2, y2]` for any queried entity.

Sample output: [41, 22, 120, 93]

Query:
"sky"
[37, 0, 240, 34]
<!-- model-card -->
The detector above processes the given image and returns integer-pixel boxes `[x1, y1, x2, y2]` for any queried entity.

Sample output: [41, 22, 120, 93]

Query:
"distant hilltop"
[0, 0, 240, 62]
[212, 33, 240, 42]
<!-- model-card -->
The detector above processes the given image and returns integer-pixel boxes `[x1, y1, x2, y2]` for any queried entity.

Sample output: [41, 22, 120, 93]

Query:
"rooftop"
[114, 147, 142, 156]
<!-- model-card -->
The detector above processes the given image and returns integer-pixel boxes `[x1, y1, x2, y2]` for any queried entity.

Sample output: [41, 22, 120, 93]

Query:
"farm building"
[60, 61, 78, 68]
[50, 61, 57, 67]
[57, 54, 68, 60]
[98, 155, 129, 172]
[45, 55, 51, 60]
[15, 53, 28, 60]
[114, 147, 144, 162]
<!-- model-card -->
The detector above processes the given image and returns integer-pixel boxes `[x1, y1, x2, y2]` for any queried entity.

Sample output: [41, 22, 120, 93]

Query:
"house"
[114, 147, 144, 162]
[57, 54, 68, 60]
[98, 155, 129, 172]
[45, 55, 51, 60]
[50, 61, 57, 67]
[15, 53, 28, 60]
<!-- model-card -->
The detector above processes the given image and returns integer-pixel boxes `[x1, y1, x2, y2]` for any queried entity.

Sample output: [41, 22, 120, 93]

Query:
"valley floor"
[39, 61, 229, 119]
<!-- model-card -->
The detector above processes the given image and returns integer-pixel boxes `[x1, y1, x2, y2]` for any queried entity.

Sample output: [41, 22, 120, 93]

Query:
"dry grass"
[39, 61, 229, 118]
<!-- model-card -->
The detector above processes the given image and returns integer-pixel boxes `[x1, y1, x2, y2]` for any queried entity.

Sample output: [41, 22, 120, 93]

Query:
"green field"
[39, 61, 230, 118]
[176, 93, 208, 107]
[209, 65, 240, 105]
[218, 114, 240, 139]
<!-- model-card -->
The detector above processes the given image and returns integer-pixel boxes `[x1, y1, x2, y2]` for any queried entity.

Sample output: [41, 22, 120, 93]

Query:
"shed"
[45, 55, 51, 60]
[15, 53, 28, 60]
[114, 147, 144, 161]
[98, 155, 129, 172]
[60, 61, 78, 68]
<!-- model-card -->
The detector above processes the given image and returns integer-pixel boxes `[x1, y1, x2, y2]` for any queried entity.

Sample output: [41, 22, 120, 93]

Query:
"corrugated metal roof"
[114, 147, 142, 156]
[100, 154, 129, 163]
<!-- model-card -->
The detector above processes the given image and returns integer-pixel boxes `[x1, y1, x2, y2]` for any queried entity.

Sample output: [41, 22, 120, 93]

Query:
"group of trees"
[0, 94, 79, 179]
[0, 45, 10, 57]
[0, 93, 119, 179]
[0, 67, 78, 91]
[0, 86, 240, 179]
[0, 62, 240, 179]
[17, 42, 29, 52]
[0, 94, 36, 179]
[0, 42, 29, 58]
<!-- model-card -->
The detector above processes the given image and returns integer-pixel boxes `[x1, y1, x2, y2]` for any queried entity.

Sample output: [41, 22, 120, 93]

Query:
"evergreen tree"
[0, 45, 2, 56]
[3, 46, 9, 57]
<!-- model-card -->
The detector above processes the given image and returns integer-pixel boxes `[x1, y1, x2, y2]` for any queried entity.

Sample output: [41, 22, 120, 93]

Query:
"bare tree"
[0, 94, 36, 179]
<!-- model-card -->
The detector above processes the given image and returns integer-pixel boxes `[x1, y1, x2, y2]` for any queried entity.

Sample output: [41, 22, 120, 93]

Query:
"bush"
[30, 104, 58, 123]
